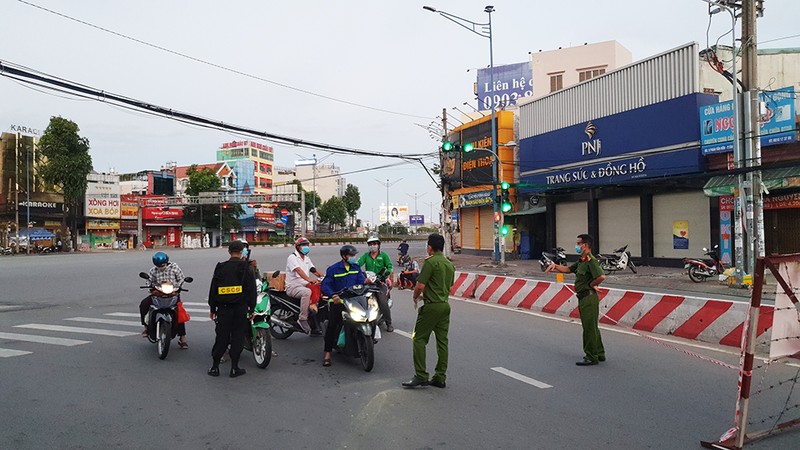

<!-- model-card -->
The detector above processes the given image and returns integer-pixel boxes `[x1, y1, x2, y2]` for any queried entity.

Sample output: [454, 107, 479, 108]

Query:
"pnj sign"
[581, 122, 601, 157]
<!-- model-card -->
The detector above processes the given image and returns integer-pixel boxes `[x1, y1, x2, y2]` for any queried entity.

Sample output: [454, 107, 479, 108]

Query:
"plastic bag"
[177, 301, 191, 324]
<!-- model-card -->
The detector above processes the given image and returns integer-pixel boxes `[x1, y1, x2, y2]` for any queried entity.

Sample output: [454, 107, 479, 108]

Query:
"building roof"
[174, 163, 235, 179]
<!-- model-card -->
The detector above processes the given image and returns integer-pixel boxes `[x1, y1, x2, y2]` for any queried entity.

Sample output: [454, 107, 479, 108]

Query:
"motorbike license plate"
[684, 264, 690, 269]
[374, 327, 381, 340]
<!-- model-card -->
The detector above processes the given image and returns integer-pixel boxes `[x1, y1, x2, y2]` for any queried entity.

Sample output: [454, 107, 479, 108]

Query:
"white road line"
[0, 331, 91, 346]
[105, 312, 212, 322]
[15, 324, 138, 337]
[491, 367, 553, 389]
[183, 308, 210, 313]
[0, 348, 32, 357]
[182, 302, 207, 307]
[65, 317, 143, 327]
[394, 329, 413, 339]
[105, 312, 139, 318]
[0, 305, 20, 310]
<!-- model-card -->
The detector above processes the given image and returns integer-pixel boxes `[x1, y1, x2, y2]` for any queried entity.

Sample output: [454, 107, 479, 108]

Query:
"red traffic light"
[222, 203, 228, 209]
[494, 212, 501, 222]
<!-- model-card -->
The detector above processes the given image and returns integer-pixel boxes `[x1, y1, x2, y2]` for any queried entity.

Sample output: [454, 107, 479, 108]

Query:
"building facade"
[216, 140, 274, 195]
[531, 40, 632, 97]
[295, 163, 346, 202]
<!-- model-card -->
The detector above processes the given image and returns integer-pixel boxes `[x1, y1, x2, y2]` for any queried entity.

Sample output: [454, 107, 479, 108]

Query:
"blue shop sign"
[521, 148, 704, 191]
[700, 86, 796, 155]
[476, 61, 534, 110]
[457, 190, 494, 208]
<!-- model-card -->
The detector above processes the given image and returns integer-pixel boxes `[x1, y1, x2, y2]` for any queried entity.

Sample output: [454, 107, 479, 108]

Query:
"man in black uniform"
[207, 240, 257, 377]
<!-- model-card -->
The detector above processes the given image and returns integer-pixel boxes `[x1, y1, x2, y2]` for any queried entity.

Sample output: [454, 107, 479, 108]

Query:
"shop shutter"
[653, 192, 710, 258]
[555, 201, 588, 251]
[460, 207, 477, 250]
[599, 197, 641, 257]
[479, 206, 494, 250]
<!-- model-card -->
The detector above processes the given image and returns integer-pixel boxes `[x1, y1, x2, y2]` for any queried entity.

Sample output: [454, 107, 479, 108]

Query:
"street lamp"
[424, 5, 499, 263]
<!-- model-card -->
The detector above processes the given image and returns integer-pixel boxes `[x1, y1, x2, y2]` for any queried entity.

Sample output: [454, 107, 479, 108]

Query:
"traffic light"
[462, 142, 474, 152]
[442, 141, 454, 152]
[441, 141, 475, 152]
[499, 224, 510, 236]
[500, 182, 512, 213]
[222, 203, 228, 209]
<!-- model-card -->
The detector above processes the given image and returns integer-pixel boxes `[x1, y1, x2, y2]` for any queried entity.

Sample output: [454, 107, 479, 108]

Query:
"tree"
[38, 117, 93, 250]
[342, 184, 361, 230]
[317, 196, 347, 229]
[184, 165, 242, 231]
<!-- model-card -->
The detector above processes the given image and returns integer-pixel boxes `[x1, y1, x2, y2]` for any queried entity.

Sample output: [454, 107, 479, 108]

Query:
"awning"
[18, 227, 55, 241]
[504, 205, 546, 217]
[703, 166, 800, 197]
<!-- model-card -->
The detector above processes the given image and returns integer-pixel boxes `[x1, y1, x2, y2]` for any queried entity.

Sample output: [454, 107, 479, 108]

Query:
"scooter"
[139, 272, 193, 360]
[0, 246, 12, 256]
[242, 279, 272, 369]
[598, 245, 637, 273]
[365, 270, 393, 330]
[267, 272, 324, 339]
[539, 247, 567, 271]
[325, 283, 381, 372]
[683, 244, 724, 283]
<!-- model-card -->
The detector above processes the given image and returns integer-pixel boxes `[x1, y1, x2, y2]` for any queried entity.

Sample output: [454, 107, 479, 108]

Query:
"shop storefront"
[87, 219, 120, 249]
[142, 206, 182, 247]
[118, 194, 139, 248]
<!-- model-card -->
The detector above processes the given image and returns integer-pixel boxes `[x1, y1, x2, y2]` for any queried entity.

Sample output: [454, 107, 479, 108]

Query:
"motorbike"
[598, 245, 637, 273]
[267, 271, 324, 339]
[539, 247, 567, 271]
[365, 270, 393, 330]
[139, 272, 193, 360]
[683, 244, 724, 283]
[242, 279, 273, 368]
[37, 245, 54, 254]
[1, 246, 12, 256]
[324, 283, 381, 372]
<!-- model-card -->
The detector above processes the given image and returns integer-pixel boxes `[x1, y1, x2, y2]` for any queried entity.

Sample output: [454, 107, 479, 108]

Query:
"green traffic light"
[501, 202, 512, 213]
[442, 141, 453, 152]
[500, 181, 510, 190]
[462, 142, 474, 152]
[500, 225, 510, 236]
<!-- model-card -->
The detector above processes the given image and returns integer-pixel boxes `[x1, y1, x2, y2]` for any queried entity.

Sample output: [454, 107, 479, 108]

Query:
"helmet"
[294, 237, 310, 247]
[152, 251, 169, 266]
[366, 236, 380, 245]
[340, 244, 358, 258]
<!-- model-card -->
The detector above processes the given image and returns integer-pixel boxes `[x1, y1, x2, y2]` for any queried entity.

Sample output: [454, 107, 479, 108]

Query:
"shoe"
[401, 377, 429, 388]
[179, 340, 188, 349]
[322, 358, 331, 367]
[141, 329, 148, 338]
[576, 358, 599, 366]
[298, 319, 311, 334]
[429, 379, 446, 388]
[386, 324, 394, 333]
[310, 329, 323, 336]
[598, 356, 606, 362]
[207, 367, 220, 377]
[230, 368, 247, 378]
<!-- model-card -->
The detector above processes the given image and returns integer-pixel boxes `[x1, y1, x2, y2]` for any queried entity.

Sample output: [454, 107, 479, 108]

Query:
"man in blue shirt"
[321, 244, 366, 367]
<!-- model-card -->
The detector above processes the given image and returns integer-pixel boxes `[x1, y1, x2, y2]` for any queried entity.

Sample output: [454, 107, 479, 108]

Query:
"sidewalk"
[447, 253, 772, 303]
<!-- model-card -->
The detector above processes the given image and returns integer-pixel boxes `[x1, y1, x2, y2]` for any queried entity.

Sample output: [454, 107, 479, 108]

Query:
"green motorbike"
[243, 279, 272, 369]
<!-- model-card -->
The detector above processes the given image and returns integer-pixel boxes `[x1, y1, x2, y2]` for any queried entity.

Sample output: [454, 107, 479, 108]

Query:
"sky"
[2, 0, 799, 225]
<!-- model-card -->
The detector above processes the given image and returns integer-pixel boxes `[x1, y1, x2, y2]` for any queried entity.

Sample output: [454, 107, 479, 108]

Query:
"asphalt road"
[1, 246, 798, 449]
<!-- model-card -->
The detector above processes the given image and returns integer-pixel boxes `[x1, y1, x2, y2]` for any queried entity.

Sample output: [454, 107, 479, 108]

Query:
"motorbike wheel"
[157, 320, 171, 360]
[539, 260, 547, 272]
[253, 328, 272, 369]
[269, 307, 294, 340]
[688, 265, 706, 283]
[357, 333, 375, 372]
[628, 260, 638, 274]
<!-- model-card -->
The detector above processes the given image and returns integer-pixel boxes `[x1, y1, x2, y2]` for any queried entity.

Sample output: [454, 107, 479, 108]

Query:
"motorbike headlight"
[160, 283, 175, 294]
[347, 303, 367, 322]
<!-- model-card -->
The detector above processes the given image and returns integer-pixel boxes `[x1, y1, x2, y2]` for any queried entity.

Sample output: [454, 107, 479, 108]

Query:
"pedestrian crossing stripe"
[0, 331, 91, 346]
[104, 312, 211, 322]
[0, 348, 32, 357]
[15, 324, 138, 337]
[65, 317, 143, 327]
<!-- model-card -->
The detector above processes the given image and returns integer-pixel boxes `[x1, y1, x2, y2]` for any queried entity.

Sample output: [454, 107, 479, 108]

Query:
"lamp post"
[424, 5, 499, 263]
[376, 178, 403, 234]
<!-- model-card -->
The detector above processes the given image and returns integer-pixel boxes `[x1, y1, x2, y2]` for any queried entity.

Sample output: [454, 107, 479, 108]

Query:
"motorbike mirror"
[713, 244, 719, 249]
[139, 272, 150, 280]
[184, 277, 194, 283]
[702, 247, 708, 252]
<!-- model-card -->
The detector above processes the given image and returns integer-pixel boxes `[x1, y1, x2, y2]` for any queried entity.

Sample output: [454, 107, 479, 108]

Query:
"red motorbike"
[683, 244, 725, 283]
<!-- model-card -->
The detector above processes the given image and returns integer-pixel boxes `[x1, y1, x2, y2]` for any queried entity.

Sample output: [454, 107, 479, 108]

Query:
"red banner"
[764, 192, 800, 210]
[143, 207, 183, 220]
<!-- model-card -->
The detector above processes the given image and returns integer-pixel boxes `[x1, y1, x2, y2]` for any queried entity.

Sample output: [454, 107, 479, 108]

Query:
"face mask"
[347, 256, 357, 265]
[242, 248, 249, 259]
[575, 245, 583, 254]
[369, 245, 378, 253]
[300, 246, 310, 255]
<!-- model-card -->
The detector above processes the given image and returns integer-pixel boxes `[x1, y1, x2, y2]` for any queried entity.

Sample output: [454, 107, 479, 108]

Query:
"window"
[578, 67, 606, 82]
[549, 74, 563, 92]
[251, 149, 258, 157]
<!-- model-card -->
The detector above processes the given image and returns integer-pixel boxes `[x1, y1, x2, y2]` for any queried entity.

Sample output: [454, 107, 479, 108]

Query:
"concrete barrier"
[453, 272, 773, 351]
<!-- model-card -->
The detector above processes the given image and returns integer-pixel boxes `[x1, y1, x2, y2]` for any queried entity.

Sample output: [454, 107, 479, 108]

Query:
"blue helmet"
[152, 251, 169, 266]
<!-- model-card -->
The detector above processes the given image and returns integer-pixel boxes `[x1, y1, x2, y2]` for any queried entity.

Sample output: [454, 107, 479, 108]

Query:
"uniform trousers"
[577, 292, 606, 362]
[412, 302, 450, 382]
[212, 304, 249, 368]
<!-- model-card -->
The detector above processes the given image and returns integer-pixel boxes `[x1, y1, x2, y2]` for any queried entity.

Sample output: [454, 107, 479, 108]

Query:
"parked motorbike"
[683, 244, 724, 283]
[539, 247, 567, 271]
[365, 270, 393, 330]
[37, 245, 54, 254]
[267, 272, 324, 339]
[242, 279, 272, 368]
[598, 245, 637, 273]
[139, 272, 193, 360]
[0, 246, 12, 256]
[324, 283, 381, 372]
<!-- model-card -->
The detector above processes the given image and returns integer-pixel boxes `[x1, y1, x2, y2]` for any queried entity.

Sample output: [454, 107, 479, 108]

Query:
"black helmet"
[340, 244, 358, 258]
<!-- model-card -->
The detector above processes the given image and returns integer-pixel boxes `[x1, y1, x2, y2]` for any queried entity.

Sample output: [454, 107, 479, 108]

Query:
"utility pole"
[376, 178, 403, 234]
[407, 193, 426, 215]
[741, 0, 765, 277]
[15, 132, 20, 256]
[441, 107, 452, 258]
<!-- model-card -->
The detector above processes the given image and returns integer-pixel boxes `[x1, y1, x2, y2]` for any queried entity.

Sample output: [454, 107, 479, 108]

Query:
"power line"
[16, 0, 433, 120]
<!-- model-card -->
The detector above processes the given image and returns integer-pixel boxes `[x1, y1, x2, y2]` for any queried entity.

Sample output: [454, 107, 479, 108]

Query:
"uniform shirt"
[286, 250, 315, 290]
[417, 251, 455, 303]
[148, 262, 184, 287]
[569, 253, 605, 294]
[208, 258, 257, 314]
[321, 260, 366, 297]
[358, 251, 393, 277]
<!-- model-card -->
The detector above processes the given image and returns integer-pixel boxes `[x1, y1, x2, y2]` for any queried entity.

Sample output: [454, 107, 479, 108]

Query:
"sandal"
[179, 341, 188, 349]
[322, 358, 331, 367]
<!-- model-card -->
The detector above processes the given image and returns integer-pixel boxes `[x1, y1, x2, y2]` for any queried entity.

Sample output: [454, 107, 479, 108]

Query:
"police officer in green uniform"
[403, 234, 455, 388]
[546, 233, 606, 366]
[207, 240, 257, 377]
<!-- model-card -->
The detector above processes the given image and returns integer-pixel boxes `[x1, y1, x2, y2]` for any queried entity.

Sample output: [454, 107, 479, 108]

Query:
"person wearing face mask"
[285, 237, 322, 334]
[545, 233, 606, 366]
[320, 245, 366, 367]
[357, 236, 394, 332]
[139, 251, 189, 349]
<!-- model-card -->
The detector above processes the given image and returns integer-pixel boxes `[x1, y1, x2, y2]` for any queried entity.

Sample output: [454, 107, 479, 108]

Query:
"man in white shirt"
[285, 237, 322, 333]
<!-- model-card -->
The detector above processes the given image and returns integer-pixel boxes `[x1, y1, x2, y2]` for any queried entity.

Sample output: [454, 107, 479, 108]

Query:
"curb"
[450, 272, 773, 352]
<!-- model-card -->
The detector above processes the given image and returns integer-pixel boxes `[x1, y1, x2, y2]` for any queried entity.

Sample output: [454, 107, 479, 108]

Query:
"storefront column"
[545, 196, 557, 250]
[588, 189, 600, 253]
[640, 193, 654, 259]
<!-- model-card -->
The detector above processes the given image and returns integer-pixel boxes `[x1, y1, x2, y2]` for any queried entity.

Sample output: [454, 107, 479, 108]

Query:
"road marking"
[394, 329, 413, 339]
[0, 305, 20, 311]
[0, 331, 91, 346]
[106, 312, 139, 317]
[183, 308, 210, 313]
[15, 324, 138, 337]
[182, 302, 207, 307]
[105, 312, 212, 322]
[0, 348, 32, 357]
[65, 317, 143, 327]
[491, 367, 553, 389]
